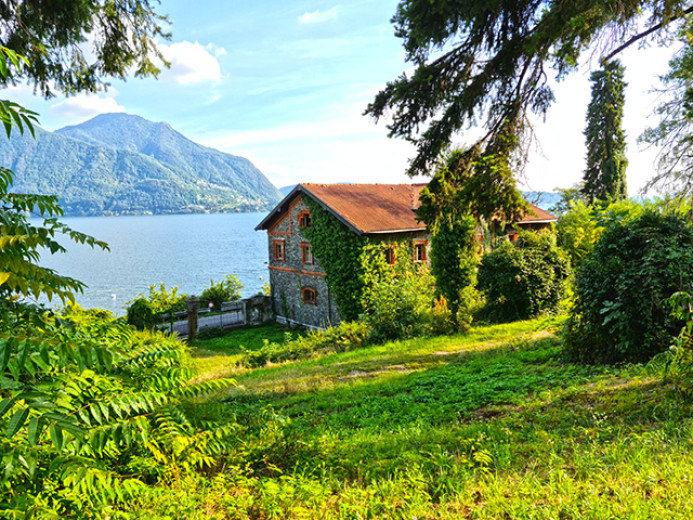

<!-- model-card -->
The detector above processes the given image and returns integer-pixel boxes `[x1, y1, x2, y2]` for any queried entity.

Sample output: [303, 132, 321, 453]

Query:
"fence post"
[187, 296, 198, 340]
[242, 299, 248, 326]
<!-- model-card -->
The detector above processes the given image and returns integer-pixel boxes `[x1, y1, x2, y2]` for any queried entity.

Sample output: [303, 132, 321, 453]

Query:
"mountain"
[0, 113, 282, 216]
[523, 191, 562, 211]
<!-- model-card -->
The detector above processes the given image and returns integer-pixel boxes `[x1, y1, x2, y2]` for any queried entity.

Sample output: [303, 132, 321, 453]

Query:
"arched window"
[302, 287, 317, 305]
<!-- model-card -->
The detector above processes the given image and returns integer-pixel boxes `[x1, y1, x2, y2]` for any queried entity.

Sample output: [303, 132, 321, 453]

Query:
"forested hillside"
[0, 113, 282, 216]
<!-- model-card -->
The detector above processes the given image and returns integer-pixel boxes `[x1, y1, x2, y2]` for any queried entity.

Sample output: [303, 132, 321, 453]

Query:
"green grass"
[140, 316, 693, 519]
[187, 322, 299, 381]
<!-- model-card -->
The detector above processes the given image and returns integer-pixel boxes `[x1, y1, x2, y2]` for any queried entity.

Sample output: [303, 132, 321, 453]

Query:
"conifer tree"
[582, 60, 629, 202]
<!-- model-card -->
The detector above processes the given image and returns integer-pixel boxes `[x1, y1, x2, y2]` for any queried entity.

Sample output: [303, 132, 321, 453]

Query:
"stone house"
[255, 183, 558, 329]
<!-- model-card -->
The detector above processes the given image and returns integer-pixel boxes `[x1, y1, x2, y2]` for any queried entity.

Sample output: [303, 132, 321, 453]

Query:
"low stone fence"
[159, 294, 272, 338]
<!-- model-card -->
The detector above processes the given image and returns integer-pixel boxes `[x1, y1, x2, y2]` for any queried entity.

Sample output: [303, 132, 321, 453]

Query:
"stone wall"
[267, 195, 341, 329]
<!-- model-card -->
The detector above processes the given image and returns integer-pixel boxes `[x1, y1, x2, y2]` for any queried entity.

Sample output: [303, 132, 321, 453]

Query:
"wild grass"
[136, 316, 693, 519]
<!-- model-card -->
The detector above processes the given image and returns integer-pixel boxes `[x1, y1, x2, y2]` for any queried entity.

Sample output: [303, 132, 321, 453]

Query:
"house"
[255, 183, 558, 329]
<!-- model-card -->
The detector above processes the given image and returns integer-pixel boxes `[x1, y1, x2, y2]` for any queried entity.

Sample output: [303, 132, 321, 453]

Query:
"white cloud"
[298, 6, 340, 24]
[158, 41, 223, 84]
[50, 93, 125, 120]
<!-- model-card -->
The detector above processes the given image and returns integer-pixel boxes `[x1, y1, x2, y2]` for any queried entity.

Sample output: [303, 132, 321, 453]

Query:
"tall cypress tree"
[582, 60, 628, 202]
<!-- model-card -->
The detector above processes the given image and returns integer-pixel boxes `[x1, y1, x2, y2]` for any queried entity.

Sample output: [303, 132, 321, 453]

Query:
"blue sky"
[5, 1, 681, 194]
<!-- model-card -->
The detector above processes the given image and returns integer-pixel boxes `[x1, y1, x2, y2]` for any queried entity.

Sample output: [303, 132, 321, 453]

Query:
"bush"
[126, 282, 188, 329]
[557, 199, 643, 269]
[430, 213, 479, 331]
[126, 297, 158, 329]
[478, 230, 571, 322]
[564, 210, 693, 364]
[361, 242, 448, 342]
[200, 274, 243, 310]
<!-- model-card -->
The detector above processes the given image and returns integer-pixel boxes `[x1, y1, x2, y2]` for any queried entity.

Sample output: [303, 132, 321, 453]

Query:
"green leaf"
[0, 337, 11, 371]
[49, 424, 64, 450]
[0, 397, 14, 418]
[6, 407, 29, 438]
[28, 417, 42, 446]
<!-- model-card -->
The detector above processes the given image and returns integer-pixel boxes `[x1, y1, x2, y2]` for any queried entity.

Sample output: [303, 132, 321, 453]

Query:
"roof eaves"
[254, 184, 304, 231]
[365, 227, 427, 235]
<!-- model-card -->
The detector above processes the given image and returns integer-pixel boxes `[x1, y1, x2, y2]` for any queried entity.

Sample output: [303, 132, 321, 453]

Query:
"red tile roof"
[256, 183, 557, 234]
[302, 183, 428, 234]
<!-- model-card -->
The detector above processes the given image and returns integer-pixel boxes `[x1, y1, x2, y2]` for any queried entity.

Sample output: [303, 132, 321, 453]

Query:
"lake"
[35, 213, 269, 316]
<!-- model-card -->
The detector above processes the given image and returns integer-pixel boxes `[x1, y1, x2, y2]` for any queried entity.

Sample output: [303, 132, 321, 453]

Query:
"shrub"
[200, 274, 243, 310]
[478, 230, 571, 322]
[126, 297, 158, 329]
[0, 303, 235, 517]
[361, 242, 447, 342]
[126, 282, 188, 329]
[430, 213, 479, 331]
[564, 210, 693, 364]
[557, 198, 643, 269]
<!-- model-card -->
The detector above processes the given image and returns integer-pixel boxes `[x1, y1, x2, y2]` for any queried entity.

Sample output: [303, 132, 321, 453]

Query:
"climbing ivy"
[302, 198, 367, 321]
[430, 213, 479, 329]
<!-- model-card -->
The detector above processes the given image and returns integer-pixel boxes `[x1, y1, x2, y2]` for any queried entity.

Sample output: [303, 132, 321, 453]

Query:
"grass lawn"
[187, 322, 300, 381]
[143, 316, 693, 519]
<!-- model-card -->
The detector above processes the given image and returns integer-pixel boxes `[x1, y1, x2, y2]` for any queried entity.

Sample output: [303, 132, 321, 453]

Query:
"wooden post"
[187, 296, 198, 340]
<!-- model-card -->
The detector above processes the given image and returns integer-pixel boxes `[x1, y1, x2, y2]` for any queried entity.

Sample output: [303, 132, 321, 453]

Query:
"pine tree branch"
[602, 6, 693, 63]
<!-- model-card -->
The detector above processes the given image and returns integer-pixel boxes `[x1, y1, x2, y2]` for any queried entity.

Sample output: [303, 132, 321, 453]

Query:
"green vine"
[430, 213, 479, 327]
[302, 198, 367, 321]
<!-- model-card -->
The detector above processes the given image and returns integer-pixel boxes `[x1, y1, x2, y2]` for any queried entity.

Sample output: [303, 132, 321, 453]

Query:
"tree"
[0, 0, 169, 97]
[642, 19, 693, 200]
[582, 60, 629, 202]
[366, 1, 693, 179]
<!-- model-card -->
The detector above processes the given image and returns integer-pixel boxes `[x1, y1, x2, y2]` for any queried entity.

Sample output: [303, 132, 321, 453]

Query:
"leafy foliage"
[0, 304, 235, 517]
[126, 283, 188, 330]
[565, 209, 693, 363]
[200, 275, 243, 310]
[478, 231, 571, 322]
[0, 53, 108, 304]
[417, 144, 529, 226]
[244, 321, 370, 367]
[0, 0, 169, 97]
[557, 198, 644, 269]
[367, 1, 690, 178]
[361, 242, 449, 342]
[430, 213, 479, 330]
[583, 60, 628, 202]
[642, 19, 693, 199]
[302, 198, 367, 321]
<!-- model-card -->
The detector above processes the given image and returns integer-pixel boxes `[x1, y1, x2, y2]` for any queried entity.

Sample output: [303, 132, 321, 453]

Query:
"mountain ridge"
[0, 113, 282, 216]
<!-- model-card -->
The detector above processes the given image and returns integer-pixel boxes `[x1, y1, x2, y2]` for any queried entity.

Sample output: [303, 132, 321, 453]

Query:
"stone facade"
[266, 195, 341, 329]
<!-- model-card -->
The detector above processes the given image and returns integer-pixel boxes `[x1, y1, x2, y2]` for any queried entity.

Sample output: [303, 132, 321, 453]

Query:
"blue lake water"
[35, 213, 269, 316]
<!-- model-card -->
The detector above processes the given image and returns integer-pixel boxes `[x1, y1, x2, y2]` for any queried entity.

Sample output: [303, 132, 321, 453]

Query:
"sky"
[4, 0, 683, 195]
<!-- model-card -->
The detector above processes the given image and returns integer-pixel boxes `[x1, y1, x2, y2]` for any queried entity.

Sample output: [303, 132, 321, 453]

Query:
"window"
[384, 245, 396, 265]
[273, 240, 285, 261]
[301, 242, 314, 265]
[298, 210, 312, 228]
[302, 287, 317, 305]
[412, 241, 427, 263]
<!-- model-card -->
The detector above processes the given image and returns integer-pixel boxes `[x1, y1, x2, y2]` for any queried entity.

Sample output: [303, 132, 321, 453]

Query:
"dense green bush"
[564, 210, 693, 364]
[478, 230, 571, 322]
[556, 199, 643, 269]
[361, 242, 450, 341]
[126, 282, 187, 330]
[430, 213, 480, 330]
[200, 274, 243, 310]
